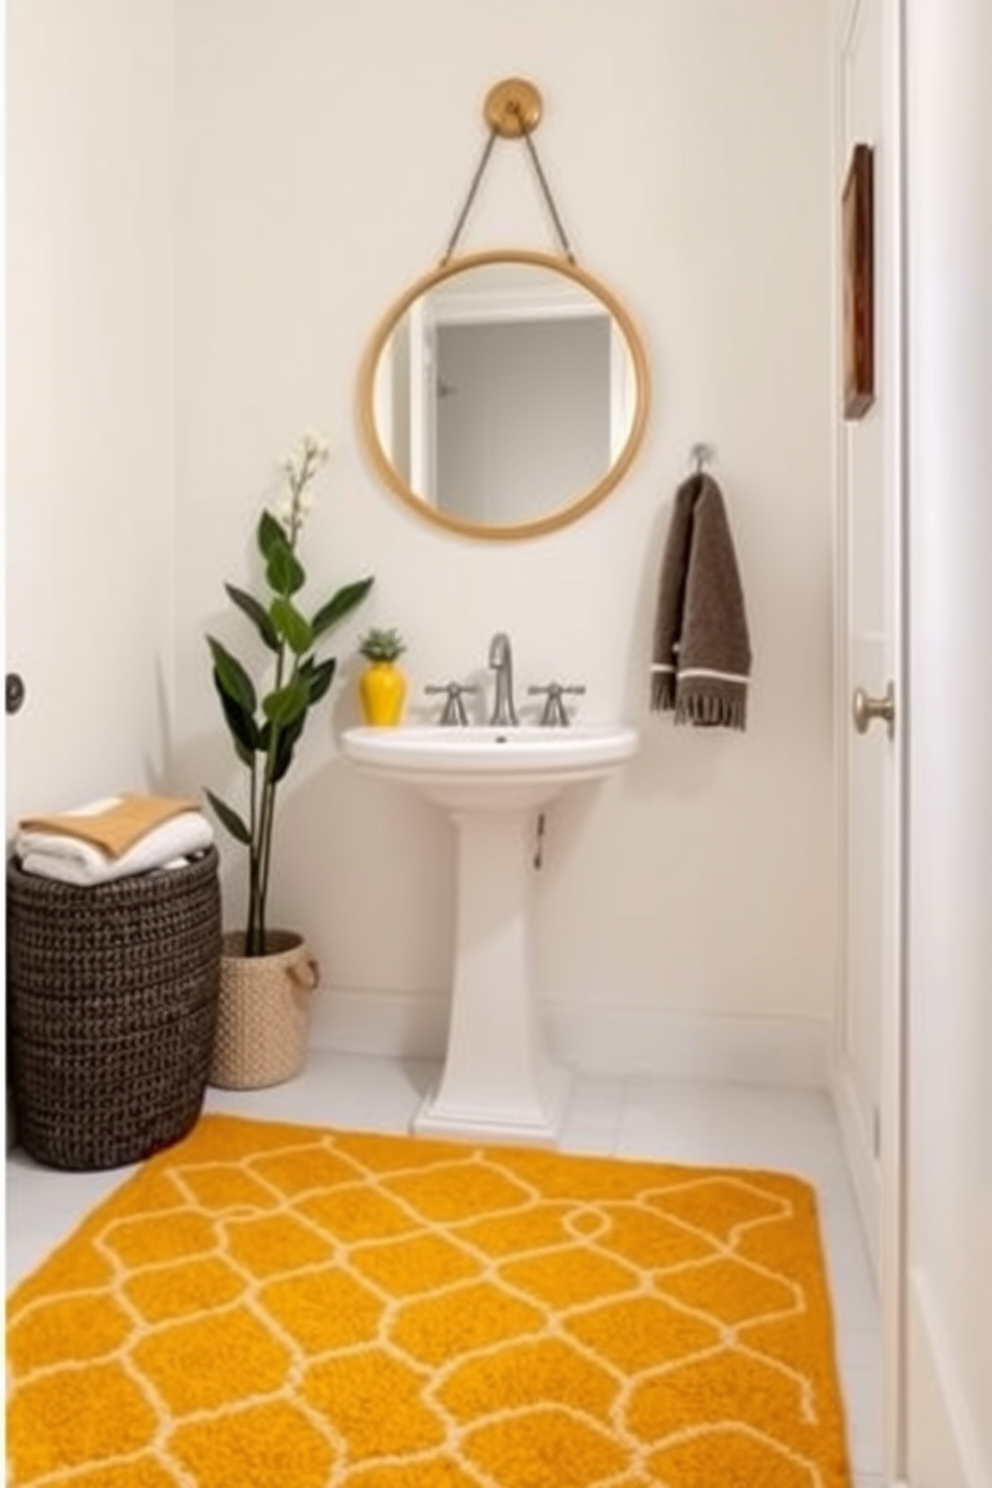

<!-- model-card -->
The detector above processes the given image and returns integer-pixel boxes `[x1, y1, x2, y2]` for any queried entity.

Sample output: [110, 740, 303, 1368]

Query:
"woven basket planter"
[209, 930, 319, 1090]
[6, 848, 221, 1171]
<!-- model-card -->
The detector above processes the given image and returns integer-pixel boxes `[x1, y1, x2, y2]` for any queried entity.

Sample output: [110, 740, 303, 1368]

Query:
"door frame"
[878, 0, 909, 1476]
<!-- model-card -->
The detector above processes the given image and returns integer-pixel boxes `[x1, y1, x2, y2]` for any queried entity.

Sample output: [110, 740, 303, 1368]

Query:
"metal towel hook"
[690, 441, 716, 475]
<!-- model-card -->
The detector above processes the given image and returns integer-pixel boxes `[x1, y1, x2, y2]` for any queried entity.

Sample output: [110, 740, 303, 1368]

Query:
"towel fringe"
[650, 673, 677, 712]
[674, 689, 747, 731]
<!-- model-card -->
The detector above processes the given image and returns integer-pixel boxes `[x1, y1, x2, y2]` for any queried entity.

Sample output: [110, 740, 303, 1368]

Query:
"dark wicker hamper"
[6, 847, 221, 1170]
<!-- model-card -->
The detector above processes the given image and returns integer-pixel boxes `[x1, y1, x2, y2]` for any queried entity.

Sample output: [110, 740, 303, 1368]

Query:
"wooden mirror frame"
[356, 248, 651, 540]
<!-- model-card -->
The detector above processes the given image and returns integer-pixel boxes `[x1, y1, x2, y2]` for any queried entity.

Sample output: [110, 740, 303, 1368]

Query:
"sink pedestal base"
[412, 806, 571, 1146]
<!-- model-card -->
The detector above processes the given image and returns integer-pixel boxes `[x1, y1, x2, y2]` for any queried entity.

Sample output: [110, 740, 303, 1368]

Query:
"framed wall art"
[842, 142, 875, 420]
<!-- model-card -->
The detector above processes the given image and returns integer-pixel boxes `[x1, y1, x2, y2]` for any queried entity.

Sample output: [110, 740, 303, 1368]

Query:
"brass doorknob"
[852, 681, 895, 736]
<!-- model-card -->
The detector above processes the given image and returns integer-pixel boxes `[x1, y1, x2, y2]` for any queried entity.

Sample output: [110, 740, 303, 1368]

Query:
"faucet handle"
[425, 681, 478, 727]
[528, 682, 586, 727]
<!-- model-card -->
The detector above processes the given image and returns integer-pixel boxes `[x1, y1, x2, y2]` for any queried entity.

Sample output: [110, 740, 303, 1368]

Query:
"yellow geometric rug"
[7, 1114, 852, 1488]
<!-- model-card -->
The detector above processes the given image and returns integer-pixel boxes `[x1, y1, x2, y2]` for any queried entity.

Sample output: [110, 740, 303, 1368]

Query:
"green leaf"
[270, 597, 313, 655]
[301, 655, 336, 705]
[257, 509, 286, 561]
[272, 714, 305, 783]
[263, 673, 310, 727]
[204, 789, 252, 845]
[266, 542, 305, 598]
[208, 637, 257, 715]
[213, 677, 259, 763]
[225, 583, 279, 651]
[311, 576, 375, 639]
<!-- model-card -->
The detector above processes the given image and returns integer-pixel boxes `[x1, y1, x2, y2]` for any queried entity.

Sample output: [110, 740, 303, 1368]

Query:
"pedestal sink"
[340, 723, 639, 1145]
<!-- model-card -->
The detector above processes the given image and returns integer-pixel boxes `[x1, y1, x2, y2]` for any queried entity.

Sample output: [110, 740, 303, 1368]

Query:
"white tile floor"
[5, 1052, 884, 1485]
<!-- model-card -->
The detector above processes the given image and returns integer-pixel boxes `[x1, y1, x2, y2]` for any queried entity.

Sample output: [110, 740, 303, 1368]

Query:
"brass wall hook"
[483, 77, 543, 138]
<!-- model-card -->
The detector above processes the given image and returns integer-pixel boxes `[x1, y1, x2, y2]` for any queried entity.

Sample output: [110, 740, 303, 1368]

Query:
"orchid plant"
[205, 433, 373, 956]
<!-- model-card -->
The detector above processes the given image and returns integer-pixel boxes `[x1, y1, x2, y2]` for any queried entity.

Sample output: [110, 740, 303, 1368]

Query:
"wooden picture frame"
[842, 143, 875, 419]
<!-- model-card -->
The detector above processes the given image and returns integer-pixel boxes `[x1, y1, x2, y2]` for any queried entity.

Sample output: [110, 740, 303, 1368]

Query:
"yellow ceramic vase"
[359, 661, 407, 726]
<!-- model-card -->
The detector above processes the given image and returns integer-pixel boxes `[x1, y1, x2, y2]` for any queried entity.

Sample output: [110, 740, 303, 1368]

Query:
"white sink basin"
[341, 723, 638, 810]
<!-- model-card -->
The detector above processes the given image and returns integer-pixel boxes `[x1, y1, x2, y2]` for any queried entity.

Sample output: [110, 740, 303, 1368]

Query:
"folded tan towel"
[650, 472, 752, 729]
[19, 793, 202, 859]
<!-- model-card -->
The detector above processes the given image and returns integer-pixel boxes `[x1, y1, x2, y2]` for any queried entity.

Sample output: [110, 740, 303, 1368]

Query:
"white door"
[835, 0, 903, 1268]
[840, 3, 990, 1483]
[834, 0, 908, 1478]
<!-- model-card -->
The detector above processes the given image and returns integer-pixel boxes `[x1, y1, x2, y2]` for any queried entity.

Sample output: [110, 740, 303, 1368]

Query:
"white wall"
[905, 0, 992, 1481]
[5, 0, 176, 818]
[173, 0, 837, 1076]
[5, 1, 836, 1081]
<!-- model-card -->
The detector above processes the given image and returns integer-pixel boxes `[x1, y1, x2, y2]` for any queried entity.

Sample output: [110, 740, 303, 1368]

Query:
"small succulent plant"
[359, 626, 406, 663]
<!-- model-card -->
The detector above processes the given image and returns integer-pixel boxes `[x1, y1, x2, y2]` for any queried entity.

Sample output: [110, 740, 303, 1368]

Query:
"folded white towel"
[17, 808, 215, 886]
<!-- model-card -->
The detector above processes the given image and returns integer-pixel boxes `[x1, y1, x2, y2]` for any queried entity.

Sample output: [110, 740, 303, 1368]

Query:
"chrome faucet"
[487, 631, 519, 726]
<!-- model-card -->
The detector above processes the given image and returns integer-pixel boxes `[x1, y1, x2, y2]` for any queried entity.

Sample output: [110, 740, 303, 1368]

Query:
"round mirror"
[357, 249, 650, 539]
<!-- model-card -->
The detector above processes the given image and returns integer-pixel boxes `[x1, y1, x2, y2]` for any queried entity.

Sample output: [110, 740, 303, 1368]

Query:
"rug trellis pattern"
[7, 1114, 852, 1487]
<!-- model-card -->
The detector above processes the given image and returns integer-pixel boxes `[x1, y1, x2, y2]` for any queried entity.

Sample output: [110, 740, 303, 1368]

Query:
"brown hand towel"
[650, 472, 751, 729]
[19, 793, 202, 858]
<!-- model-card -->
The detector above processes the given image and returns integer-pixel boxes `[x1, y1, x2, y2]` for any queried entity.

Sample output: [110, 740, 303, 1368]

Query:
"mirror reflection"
[358, 250, 649, 539]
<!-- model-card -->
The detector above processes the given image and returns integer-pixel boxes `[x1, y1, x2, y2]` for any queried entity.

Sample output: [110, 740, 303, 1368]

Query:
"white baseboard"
[310, 986, 449, 1061]
[544, 1003, 830, 1087]
[311, 986, 831, 1089]
[908, 1267, 990, 1488]
[831, 1058, 881, 1279]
